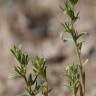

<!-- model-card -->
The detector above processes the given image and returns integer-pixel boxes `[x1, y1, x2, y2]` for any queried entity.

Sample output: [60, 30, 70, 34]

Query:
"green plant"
[60, 0, 87, 96]
[11, 45, 48, 96]
[10, 0, 88, 96]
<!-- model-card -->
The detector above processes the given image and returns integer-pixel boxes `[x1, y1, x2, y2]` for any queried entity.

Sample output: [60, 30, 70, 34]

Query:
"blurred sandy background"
[0, 0, 96, 96]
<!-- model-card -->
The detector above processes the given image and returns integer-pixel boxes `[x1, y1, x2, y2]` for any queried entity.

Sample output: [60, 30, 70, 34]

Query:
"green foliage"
[33, 56, 46, 79]
[11, 45, 48, 96]
[33, 56, 48, 96]
[69, 0, 78, 6]
[66, 64, 80, 96]
[11, 45, 29, 77]
[61, 0, 86, 96]
[11, 45, 29, 66]
[10, 0, 88, 96]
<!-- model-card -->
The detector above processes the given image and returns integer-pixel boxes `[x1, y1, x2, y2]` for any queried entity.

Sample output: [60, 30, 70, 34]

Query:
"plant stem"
[44, 76, 48, 96]
[70, 13, 85, 95]
[74, 40, 85, 96]
[73, 90, 76, 96]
